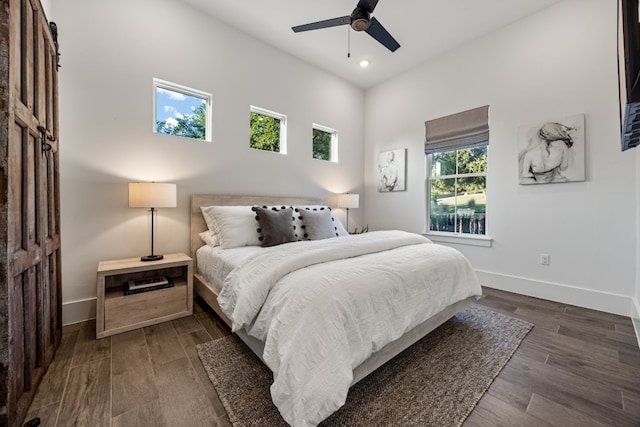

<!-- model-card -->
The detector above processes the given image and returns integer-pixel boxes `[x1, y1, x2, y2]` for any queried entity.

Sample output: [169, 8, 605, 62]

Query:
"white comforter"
[217, 230, 482, 427]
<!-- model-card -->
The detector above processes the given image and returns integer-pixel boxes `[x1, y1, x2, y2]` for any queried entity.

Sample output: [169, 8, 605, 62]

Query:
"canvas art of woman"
[379, 150, 399, 191]
[377, 149, 406, 191]
[518, 121, 577, 184]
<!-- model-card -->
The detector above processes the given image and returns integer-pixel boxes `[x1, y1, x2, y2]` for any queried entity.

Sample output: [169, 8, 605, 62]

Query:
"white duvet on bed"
[196, 244, 263, 292]
[217, 230, 482, 427]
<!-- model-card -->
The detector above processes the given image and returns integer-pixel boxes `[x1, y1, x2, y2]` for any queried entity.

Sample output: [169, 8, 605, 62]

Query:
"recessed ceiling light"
[359, 60, 370, 68]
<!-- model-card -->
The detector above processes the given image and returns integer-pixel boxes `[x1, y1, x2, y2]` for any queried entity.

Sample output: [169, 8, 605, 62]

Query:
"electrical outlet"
[540, 254, 550, 266]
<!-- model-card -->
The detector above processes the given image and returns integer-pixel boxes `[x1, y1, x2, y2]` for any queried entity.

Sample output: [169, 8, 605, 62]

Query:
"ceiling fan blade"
[292, 16, 351, 33]
[364, 16, 400, 52]
[356, 0, 379, 14]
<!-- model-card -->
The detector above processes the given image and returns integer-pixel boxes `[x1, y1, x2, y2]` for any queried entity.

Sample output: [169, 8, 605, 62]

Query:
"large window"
[425, 105, 489, 236]
[153, 78, 212, 141]
[250, 106, 287, 153]
[312, 124, 338, 162]
[428, 146, 487, 234]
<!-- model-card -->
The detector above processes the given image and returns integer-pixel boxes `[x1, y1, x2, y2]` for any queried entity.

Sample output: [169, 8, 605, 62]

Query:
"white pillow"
[198, 230, 219, 247]
[294, 206, 348, 239]
[200, 205, 219, 232]
[200, 206, 261, 249]
[333, 215, 348, 236]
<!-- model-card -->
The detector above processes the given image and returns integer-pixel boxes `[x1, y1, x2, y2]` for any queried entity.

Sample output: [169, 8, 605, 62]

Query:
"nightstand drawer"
[105, 281, 189, 331]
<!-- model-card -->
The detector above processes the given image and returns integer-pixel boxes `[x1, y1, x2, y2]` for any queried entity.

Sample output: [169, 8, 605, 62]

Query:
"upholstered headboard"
[190, 194, 321, 270]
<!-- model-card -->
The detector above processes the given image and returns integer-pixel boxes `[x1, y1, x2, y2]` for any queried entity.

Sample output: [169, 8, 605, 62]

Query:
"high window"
[153, 78, 212, 141]
[312, 124, 338, 162]
[250, 106, 287, 153]
[425, 106, 489, 236]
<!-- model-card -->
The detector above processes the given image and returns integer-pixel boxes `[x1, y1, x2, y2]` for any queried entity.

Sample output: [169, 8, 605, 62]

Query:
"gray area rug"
[197, 305, 533, 426]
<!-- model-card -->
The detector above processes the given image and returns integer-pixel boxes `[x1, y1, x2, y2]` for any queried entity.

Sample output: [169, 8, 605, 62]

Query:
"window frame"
[312, 123, 338, 162]
[153, 78, 212, 142]
[249, 105, 287, 154]
[425, 144, 491, 247]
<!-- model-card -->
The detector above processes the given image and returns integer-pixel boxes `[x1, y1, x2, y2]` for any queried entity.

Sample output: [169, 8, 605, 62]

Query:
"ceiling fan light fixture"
[351, 18, 370, 31]
[350, 8, 370, 31]
[359, 59, 370, 68]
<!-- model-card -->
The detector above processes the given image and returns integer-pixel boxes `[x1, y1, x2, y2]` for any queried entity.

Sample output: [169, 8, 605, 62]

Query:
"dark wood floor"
[25, 287, 640, 426]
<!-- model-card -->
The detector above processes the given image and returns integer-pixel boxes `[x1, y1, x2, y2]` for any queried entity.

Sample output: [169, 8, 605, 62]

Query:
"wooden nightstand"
[96, 253, 193, 338]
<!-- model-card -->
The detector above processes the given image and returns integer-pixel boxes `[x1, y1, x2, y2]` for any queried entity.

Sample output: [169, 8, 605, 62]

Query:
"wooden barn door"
[0, 0, 62, 425]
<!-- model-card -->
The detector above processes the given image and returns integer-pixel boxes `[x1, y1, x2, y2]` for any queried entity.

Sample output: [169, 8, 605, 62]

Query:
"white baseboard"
[62, 297, 96, 326]
[632, 297, 640, 348]
[475, 270, 633, 317]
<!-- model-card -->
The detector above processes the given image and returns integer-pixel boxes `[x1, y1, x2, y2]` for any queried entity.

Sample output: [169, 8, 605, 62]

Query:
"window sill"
[423, 231, 492, 248]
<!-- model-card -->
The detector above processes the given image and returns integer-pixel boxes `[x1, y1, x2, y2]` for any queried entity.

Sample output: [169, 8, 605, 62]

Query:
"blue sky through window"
[155, 87, 205, 128]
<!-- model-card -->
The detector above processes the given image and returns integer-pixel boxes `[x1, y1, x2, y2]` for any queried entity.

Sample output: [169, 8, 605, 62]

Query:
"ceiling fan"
[291, 0, 400, 53]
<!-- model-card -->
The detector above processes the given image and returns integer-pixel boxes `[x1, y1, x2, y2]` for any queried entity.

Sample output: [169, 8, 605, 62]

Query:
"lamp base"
[141, 254, 164, 262]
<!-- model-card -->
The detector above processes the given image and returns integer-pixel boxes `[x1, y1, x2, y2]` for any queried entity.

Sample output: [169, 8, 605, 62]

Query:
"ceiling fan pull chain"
[347, 26, 351, 58]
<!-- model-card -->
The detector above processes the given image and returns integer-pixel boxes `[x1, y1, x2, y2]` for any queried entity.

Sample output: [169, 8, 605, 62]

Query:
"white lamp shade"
[128, 182, 177, 208]
[336, 193, 360, 209]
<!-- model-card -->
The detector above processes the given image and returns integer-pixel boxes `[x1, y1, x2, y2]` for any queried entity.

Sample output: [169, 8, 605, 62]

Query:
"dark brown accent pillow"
[253, 206, 297, 247]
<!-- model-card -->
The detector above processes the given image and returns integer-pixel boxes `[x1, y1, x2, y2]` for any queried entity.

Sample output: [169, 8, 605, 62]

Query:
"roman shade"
[424, 105, 489, 154]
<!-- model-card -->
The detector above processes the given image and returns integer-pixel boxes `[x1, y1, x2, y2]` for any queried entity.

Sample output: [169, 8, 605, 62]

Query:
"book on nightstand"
[123, 276, 174, 295]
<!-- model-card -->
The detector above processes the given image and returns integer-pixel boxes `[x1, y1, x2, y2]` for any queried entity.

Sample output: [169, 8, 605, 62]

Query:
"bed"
[190, 194, 483, 427]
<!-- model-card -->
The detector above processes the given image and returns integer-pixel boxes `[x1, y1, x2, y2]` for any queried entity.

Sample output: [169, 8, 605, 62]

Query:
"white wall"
[364, 0, 637, 316]
[53, 0, 365, 324]
[40, 0, 51, 18]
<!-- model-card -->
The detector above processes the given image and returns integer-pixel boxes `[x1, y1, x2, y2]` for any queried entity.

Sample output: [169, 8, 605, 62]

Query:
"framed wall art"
[378, 148, 406, 192]
[517, 114, 585, 185]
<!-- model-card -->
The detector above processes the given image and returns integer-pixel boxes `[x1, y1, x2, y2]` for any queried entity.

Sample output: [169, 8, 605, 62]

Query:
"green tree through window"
[313, 128, 333, 160]
[250, 111, 281, 152]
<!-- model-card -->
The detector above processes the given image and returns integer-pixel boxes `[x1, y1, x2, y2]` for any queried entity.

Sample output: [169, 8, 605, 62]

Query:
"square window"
[250, 106, 287, 153]
[312, 124, 337, 162]
[153, 78, 212, 142]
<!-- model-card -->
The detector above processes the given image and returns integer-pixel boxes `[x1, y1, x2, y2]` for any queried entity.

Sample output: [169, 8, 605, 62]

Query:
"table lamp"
[128, 182, 177, 261]
[336, 193, 359, 232]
